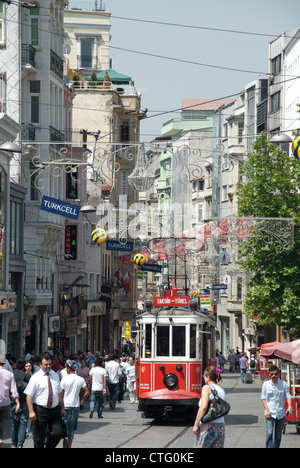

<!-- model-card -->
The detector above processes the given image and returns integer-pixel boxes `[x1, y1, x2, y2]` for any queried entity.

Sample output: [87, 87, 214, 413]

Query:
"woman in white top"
[193, 366, 226, 448]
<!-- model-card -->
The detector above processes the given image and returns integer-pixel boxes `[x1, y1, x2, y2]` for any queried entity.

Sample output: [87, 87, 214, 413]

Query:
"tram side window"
[145, 324, 152, 358]
[190, 325, 197, 359]
[173, 326, 186, 357]
[157, 326, 169, 356]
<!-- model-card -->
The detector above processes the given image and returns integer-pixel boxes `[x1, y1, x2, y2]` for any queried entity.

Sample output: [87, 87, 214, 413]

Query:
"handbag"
[201, 385, 230, 423]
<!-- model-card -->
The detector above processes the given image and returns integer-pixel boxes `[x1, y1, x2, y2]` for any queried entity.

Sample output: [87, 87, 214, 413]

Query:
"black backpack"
[250, 358, 256, 369]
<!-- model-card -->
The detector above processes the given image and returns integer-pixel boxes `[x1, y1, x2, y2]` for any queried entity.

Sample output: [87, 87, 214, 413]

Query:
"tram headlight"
[163, 373, 178, 389]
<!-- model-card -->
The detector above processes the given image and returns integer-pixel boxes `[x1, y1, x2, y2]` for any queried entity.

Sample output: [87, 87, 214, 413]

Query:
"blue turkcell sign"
[40, 196, 81, 220]
[212, 284, 228, 290]
[106, 240, 134, 252]
[141, 263, 162, 273]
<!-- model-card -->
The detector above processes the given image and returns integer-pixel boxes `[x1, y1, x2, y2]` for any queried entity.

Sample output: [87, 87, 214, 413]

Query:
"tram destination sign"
[153, 289, 190, 307]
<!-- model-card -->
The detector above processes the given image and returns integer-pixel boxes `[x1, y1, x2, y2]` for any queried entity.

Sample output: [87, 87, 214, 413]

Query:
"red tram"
[135, 304, 217, 420]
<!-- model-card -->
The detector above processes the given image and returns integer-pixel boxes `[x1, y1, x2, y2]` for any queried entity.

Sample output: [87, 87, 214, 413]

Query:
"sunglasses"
[270, 372, 278, 376]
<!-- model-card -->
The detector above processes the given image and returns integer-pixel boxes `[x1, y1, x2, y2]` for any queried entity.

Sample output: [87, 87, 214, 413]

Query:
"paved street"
[2, 372, 299, 449]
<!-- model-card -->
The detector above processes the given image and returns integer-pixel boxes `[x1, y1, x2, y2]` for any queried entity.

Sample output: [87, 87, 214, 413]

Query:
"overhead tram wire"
[110, 45, 269, 76]
[110, 15, 300, 40]
[2, 15, 300, 81]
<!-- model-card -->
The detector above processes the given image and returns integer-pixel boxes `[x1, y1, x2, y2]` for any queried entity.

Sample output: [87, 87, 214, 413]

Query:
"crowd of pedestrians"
[0, 346, 137, 449]
[216, 347, 258, 383]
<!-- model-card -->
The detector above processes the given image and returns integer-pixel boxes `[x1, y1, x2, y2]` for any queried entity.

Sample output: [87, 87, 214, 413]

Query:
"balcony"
[50, 126, 64, 151]
[21, 123, 36, 142]
[77, 55, 99, 70]
[21, 44, 36, 74]
[50, 50, 63, 80]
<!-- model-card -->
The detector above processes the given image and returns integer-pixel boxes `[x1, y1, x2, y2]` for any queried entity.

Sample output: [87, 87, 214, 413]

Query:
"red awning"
[260, 340, 300, 364]
[261, 341, 281, 350]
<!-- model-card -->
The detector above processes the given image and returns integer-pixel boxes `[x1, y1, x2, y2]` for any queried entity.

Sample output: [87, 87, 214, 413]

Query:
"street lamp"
[270, 133, 292, 154]
[80, 204, 96, 214]
[270, 133, 292, 144]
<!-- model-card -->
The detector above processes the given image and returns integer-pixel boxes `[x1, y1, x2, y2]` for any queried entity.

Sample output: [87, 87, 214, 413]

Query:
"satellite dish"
[64, 44, 71, 55]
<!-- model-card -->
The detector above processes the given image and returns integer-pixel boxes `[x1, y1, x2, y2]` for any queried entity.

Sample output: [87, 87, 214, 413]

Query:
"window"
[30, 80, 40, 124]
[10, 201, 22, 256]
[190, 325, 197, 359]
[222, 185, 228, 201]
[66, 169, 78, 199]
[271, 91, 281, 113]
[272, 54, 281, 76]
[30, 4, 39, 46]
[120, 120, 130, 143]
[238, 122, 244, 143]
[0, 3, 4, 44]
[237, 279, 242, 300]
[198, 203, 204, 222]
[156, 325, 187, 357]
[80, 38, 94, 68]
[145, 324, 152, 358]
[29, 162, 39, 201]
[172, 326, 185, 356]
[157, 326, 169, 356]
[0, 74, 6, 113]
[182, 110, 207, 120]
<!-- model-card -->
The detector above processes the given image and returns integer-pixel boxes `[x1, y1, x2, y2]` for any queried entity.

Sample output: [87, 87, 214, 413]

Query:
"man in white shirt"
[61, 360, 89, 448]
[25, 353, 65, 448]
[261, 365, 293, 448]
[89, 358, 107, 419]
[106, 355, 122, 409]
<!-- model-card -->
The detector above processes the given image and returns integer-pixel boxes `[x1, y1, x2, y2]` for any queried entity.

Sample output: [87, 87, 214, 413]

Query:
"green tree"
[236, 133, 300, 332]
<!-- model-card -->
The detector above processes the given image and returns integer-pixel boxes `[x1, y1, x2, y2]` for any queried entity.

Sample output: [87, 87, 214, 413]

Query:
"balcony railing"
[50, 50, 63, 80]
[22, 123, 36, 141]
[77, 55, 99, 69]
[50, 126, 64, 150]
[21, 44, 36, 69]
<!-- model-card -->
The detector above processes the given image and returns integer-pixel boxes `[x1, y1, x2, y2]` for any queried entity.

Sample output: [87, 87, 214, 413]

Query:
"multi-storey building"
[268, 28, 300, 141]
[64, 5, 146, 352]
[0, 1, 25, 357]
[20, 0, 68, 354]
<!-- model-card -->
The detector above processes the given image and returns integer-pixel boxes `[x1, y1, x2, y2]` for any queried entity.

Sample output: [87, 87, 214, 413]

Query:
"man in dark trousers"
[25, 353, 66, 448]
[12, 359, 31, 448]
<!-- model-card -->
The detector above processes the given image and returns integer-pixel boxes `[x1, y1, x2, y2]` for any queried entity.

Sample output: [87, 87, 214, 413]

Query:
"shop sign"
[40, 196, 80, 220]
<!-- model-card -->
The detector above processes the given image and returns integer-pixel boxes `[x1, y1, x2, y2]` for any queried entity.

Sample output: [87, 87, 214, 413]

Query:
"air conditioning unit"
[49, 316, 60, 333]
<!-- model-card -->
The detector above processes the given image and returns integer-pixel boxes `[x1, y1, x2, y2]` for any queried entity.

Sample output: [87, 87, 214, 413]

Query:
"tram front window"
[157, 326, 170, 356]
[156, 325, 187, 357]
[173, 326, 185, 356]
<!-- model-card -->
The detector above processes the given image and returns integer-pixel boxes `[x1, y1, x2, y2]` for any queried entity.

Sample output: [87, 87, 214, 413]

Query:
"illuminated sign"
[65, 225, 77, 260]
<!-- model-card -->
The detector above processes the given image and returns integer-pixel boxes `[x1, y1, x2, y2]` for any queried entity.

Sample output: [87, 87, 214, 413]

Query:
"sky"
[68, 0, 300, 141]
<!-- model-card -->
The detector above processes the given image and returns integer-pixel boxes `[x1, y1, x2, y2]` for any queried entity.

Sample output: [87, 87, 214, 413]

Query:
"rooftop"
[67, 1, 106, 12]
[182, 98, 236, 112]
